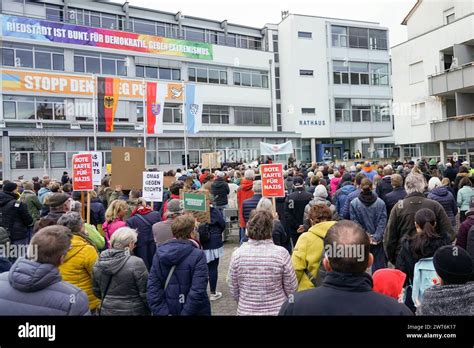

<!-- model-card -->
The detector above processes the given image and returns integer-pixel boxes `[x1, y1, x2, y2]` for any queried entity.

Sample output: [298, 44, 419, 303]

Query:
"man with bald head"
[279, 220, 412, 315]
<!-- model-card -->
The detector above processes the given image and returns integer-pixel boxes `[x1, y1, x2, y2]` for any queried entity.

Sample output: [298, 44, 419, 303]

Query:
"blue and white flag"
[185, 84, 202, 134]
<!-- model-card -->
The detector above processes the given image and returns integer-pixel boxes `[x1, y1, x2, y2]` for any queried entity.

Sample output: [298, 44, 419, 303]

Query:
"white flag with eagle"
[185, 84, 202, 134]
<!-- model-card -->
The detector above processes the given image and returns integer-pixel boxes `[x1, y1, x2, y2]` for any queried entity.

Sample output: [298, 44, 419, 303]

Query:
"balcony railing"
[431, 113, 474, 141]
[428, 62, 474, 96]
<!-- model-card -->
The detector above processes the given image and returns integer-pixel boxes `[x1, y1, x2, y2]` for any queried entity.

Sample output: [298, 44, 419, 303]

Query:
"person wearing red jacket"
[237, 169, 255, 243]
[199, 169, 210, 184]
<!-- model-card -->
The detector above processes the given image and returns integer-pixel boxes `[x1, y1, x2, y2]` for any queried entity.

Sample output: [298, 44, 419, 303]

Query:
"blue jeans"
[239, 227, 248, 244]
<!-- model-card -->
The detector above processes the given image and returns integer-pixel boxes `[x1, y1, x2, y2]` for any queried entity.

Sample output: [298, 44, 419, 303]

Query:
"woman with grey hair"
[92, 227, 149, 315]
[256, 198, 291, 253]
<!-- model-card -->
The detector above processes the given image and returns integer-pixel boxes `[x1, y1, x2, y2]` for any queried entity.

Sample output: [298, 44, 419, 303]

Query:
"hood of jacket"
[38, 187, 51, 195]
[309, 197, 331, 207]
[94, 248, 130, 276]
[431, 186, 449, 197]
[0, 191, 17, 207]
[341, 184, 357, 195]
[8, 258, 61, 292]
[156, 239, 198, 267]
[20, 190, 36, 197]
[63, 235, 90, 262]
[239, 179, 254, 192]
[308, 221, 337, 239]
[212, 179, 228, 189]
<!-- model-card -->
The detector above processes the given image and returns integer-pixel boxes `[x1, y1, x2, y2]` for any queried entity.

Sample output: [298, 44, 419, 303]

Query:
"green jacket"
[457, 186, 474, 211]
[19, 190, 42, 224]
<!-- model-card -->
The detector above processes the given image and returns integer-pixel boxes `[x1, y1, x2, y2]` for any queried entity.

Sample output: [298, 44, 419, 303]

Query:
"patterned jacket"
[228, 239, 297, 316]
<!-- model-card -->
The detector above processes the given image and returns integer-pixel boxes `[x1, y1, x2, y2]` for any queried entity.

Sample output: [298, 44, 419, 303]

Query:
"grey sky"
[123, 0, 416, 47]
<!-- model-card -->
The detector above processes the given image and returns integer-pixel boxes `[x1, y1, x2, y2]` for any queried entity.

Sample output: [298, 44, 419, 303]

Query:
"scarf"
[358, 190, 377, 207]
[130, 206, 153, 217]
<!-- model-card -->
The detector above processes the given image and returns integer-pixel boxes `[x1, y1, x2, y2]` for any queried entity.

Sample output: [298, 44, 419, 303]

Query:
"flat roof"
[280, 13, 381, 26]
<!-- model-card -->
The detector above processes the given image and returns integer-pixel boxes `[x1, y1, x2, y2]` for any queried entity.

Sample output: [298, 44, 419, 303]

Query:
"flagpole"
[92, 74, 97, 152]
[182, 80, 188, 171]
[143, 78, 147, 167]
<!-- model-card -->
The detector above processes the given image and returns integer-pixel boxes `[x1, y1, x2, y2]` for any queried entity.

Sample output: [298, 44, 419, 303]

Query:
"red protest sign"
[72, 153, 93, 191]
[261, 163, 285, 197]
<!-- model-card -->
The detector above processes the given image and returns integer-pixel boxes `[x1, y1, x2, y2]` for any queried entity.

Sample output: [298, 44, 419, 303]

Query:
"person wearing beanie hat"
[302, 185, 337, 232]
[0, 180, 33, 247]
[372, 269, 406, 302]
[418, 245, 473, 316]
[333, 173, 357, 216]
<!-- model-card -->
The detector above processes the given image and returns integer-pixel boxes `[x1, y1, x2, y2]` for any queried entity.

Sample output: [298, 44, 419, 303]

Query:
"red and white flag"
[146, 82, 167, 134]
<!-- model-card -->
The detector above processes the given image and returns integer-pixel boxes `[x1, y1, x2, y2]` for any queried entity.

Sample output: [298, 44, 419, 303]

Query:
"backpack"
[197, 223, 211, 244]
[411, 257, 440, 307]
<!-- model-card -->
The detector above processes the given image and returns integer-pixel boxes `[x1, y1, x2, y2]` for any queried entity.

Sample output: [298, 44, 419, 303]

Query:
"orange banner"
[1, 68, 183, 101]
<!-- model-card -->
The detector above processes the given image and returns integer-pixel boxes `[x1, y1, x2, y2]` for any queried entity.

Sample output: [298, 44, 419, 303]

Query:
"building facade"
[272, 14, 394, 163]
[0, 0, 395, 180]
[392, 0, 474, 163]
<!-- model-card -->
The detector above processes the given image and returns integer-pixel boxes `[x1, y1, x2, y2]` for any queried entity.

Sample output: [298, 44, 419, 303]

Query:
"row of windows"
[188, 66, 227, 85]
[3, 96, 270, 126]
[2, 45, 64, 71]
[333, 61, 389, 86]
[136, 65, 181, 81]
[40, 4, 263, 50]
[331, 26, 388, 50]
[334, 98, 391, 122]
[74, 52, 127, 76]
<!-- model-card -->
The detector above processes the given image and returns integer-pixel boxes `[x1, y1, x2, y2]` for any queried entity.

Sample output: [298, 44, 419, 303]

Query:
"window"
[349, 62, 369, 85]
[184, 27, 205, 42]
[202, 105, 229, 124]
[335, 98, 351, 122]
[331, 26, 347, 47]
[370, 63, 389, 85]
[302, 108, 316, 115]
[15, 49, 33, 68]
[335, 98, 390, 122]
[369, 29, 388, 50]
[348, 27, 368, 49]
[189, 66, 227, 84]
[138, 67, 183, 81]
[298, 31, 312, 39]
[233, 70, 268, 88]
[46, 5, 63, 22]
[299, 70, 314, 76]
[3, 45, 65, 71]
[333, 61, 349, 84]
[234, 107, 271, 126]
[409, 61, 424, 84]
[3, 95, 66, 120]
[133, 19, 156, 35]
[446, 13, 455, 24]
[163, 104, 182, 124]
[74, 52, 127, 76]
[444, 8, 455, 24]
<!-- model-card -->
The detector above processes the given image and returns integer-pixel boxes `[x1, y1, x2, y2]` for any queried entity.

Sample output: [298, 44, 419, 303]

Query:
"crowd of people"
[0, 157, 472, 316]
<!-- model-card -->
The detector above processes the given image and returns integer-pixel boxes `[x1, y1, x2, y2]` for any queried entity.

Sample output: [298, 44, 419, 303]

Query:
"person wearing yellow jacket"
[292, 205, 336, 292]
[57, 212, 100, 311]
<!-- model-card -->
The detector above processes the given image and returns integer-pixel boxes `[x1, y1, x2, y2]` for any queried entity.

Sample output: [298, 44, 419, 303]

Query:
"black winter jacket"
[210, 178, 230, 206]
[0, 192, 33, 241]
[279, 271, 413, 316]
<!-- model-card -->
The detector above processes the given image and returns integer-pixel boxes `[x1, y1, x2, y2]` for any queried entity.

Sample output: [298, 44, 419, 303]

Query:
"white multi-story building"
[392, 0, 474, 163]
[0, 0, 298, 179]
[268, 14, 393, 163]
[0, 0, 396, 180]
